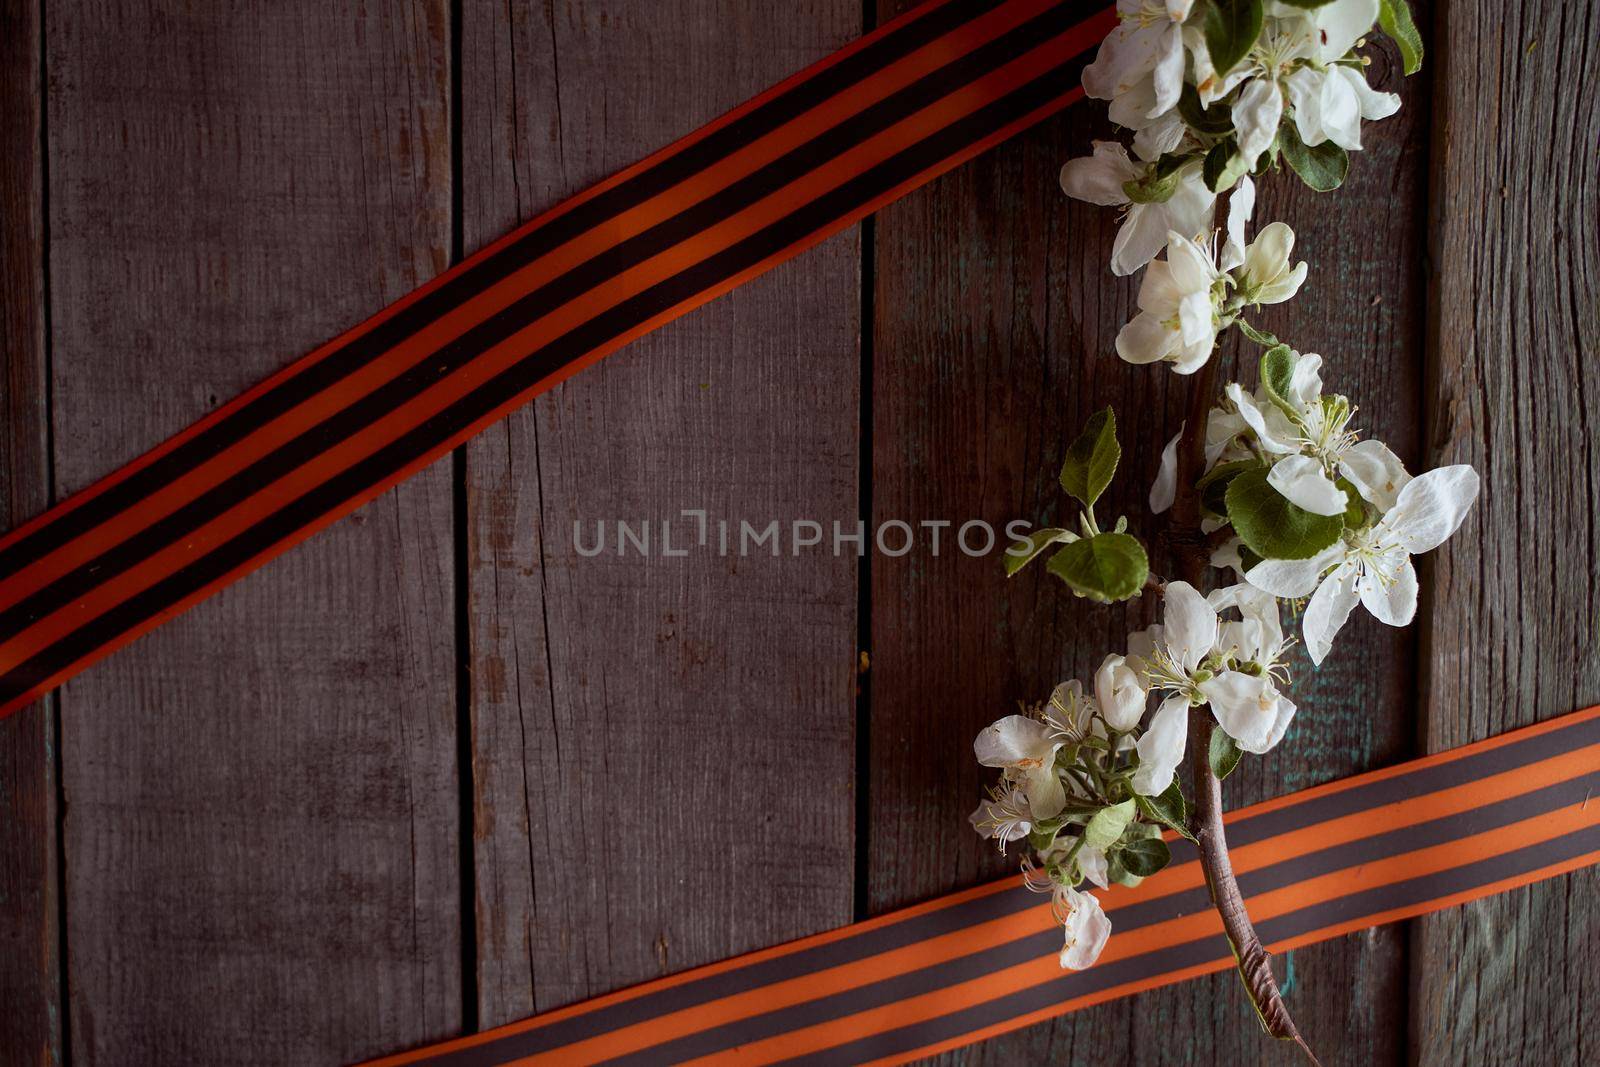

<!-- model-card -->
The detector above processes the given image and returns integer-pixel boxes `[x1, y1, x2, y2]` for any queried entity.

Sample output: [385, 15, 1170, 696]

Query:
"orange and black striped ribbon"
[0, 0, 1115, 717]
[367, 705, 1600, 1066]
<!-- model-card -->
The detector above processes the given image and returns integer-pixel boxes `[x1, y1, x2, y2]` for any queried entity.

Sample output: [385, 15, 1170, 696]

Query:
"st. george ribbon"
[0, 0, 1115, 717]
[369, 706, 1600, 1066]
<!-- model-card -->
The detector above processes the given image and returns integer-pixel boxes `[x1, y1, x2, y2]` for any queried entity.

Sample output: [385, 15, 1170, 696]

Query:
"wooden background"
[0, 0, 1595, 1063]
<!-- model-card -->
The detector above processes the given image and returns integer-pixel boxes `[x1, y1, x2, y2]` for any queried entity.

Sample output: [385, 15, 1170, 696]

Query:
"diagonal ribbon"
[0, 0, 1114, 718]
[365, 705, 1600, 1066]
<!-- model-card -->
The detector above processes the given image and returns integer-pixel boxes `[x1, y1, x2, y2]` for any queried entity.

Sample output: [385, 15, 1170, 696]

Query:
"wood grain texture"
[0, 0, 62, 1063]
[1412, 0, 1600, 1062]
[45, 2, 461, 1062]
[867, 2, 1430, 1063]
[459, 0, 860, 1028]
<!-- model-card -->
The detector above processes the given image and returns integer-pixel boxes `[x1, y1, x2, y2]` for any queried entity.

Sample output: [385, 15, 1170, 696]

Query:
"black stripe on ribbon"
[0, 21, 1100, 702]
[0, 0, 994, 583]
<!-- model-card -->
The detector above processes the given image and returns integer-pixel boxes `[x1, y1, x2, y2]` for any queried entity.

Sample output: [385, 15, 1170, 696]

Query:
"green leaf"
[1176, 84, 1234, 135]
[1059, 407, 1120, 508]
[1258, 344, 1299, 416]
[1118, 835, 1173, 878]
[1046, 533, 1149, 603]
[1225, 466, 1345, 560]
[1084, 799, 1137, 850]
[1004, 528, 1074, 577]
[1152, 151, 1190, 180]
[1136, 779, 1199, 843]
[1377, 0, 1424, 74]
[1280, 120, 1349, 191]
[1203, 0, 1265, 80]
[1202, 140, 1249, 193]
[1210, 728, 1244, 780]
[1337, 477, 1367, 529]
[1197, 459, 1261, 520]
[1237, 320, 1280, 348]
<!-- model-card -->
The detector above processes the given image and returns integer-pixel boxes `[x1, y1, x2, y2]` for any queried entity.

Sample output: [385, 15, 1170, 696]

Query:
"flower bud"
[1095, 653, 1147, 731]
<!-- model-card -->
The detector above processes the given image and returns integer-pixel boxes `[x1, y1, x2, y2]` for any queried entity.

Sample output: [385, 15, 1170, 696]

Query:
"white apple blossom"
[1116, 230, 1224, 372]
[1056, 886, 1113, 969]
[974, 714, 1067, 819]
[1235, 222, 1308, 306]
[1060, 143, 1216, 276]
[1246, 465, 1481, 662]
[1133, 581, 1298, 758]
[1083, 0, 1197, 124]
[1186, 0, 1400, 168]
[1206, 584, 1297, 752]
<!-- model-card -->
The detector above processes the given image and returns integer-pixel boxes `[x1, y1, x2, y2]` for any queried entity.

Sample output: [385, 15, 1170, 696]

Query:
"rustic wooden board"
[458, 0, 860, 1028]
[1413, 0, 1600, 1061]
[0, 1, 62, 1063]
[867, 2, 1430, 1063]
[44, 2, 461, 1062]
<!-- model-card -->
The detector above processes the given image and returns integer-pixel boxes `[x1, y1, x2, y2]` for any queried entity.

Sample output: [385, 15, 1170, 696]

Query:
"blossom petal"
[1220, 175, 1255, 273]
[1340, 439, 1411, 512]
[1199, 670, 1276, 751]
[1111, 203, 1175, 276]
[1232, 78, 1283, 166]
[1382, 464, 1481, 554]
[1245, 541, 1345, 597]
[1059, 142, 1138, 206]
[1316, 67, 1365, 150]
[1165, 231, 1217, 292]
[1132, 694, 1189, 796]
[1163, 580, 1219, 671]
[1116, 311, 1180, 365]
[1335, 65, 1401, 121]
[1150, 24, 1186, 115]
[1287, 351, 1325, 410]
[1257, 261, 1308, 304]
[1315, 0, 1380, 61]
[1268, 454, 1349, 515]
[1150, 429, 1181, 513]
[974, 714, 1056, 767]
[1228, 385, 1299, 453]
[1244, 687, 1296, 754]
[1078, 846, 1110, 890]
[1159, 166, 1220, 244]
[1359, 551, 1418, 625]
[1302, 560, 1361, 664]
[1058, 888, 1113, 970]
[1177, 290, 1215, 348]
[1133, 108, 1187, 162]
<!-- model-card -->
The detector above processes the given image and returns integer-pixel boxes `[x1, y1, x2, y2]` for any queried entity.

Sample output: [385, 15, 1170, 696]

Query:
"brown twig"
[1168, 357, 1320, 1065]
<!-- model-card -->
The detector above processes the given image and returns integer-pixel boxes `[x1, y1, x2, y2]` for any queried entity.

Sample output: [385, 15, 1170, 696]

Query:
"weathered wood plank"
[460, 0, 860, 1027]
[46, 3, 460, 1061]
[1413, 0, 1600, 1061]
[867, 2, 1430, 1062]
[0, 0, 62, 1063]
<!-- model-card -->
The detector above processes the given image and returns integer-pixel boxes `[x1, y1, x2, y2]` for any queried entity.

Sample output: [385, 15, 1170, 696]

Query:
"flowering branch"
[972, 0, 1470, 1058]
